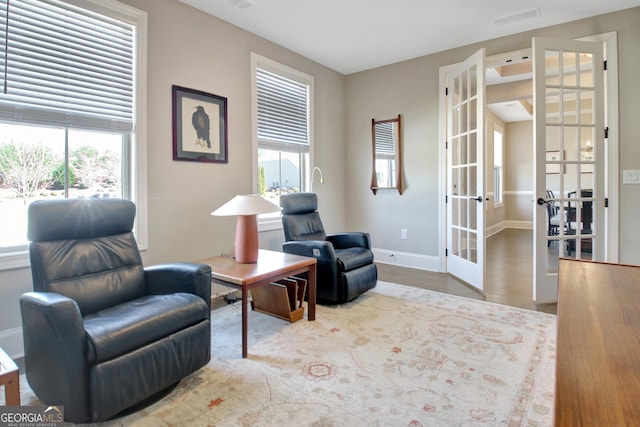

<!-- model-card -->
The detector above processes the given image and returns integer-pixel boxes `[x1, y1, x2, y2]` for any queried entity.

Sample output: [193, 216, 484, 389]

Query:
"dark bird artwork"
[192, 105, 211, 148]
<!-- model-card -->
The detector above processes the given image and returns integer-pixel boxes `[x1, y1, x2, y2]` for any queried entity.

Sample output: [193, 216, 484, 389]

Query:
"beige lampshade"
[210, 194, 280, 216]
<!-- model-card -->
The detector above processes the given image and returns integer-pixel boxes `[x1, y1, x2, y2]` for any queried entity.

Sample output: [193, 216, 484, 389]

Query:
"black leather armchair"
[280, 193, 377, 304]
[20, 198, 212, 423]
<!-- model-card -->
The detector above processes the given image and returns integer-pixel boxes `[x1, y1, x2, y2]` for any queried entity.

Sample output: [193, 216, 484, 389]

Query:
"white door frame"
[438, 32, 619, 277]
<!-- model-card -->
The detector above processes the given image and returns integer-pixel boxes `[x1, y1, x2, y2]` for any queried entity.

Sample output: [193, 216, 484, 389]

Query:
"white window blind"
[375, 122, 396, 158]
[257, 67, 308, 152]
[0, 0, 134, 132]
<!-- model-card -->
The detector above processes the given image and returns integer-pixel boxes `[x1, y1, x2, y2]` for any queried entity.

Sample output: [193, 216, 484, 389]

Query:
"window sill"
[259, 219, 283, 233]
[0, 250, 30, 271]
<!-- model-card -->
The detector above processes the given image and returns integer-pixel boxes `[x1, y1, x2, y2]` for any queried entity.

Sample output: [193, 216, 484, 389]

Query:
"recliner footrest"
[335, 247, 374, 271]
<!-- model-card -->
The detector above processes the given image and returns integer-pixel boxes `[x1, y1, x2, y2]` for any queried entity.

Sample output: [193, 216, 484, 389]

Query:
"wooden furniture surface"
[556, 259, 640, 426]
[0, 346, 20, 406]
[199, 249, 317, 358]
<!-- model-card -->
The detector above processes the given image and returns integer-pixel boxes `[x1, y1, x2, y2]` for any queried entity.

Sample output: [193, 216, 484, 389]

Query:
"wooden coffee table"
[199, 249, 317, 358]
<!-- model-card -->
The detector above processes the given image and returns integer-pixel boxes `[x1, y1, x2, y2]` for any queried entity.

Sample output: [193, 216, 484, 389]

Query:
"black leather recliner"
[280, 193, 377, 304]
[20, 198, 212, 423]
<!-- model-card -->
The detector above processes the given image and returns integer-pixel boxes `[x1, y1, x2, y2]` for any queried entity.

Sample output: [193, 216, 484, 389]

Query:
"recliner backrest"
[280, 193, 327, 241]
[28, 198, 146, 315]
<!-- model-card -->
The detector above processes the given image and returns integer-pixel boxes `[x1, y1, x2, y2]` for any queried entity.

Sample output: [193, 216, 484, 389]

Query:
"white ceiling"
[488, 100, 533, 122]
[179, 0, 640, 75]
[179, 0, 639, 122]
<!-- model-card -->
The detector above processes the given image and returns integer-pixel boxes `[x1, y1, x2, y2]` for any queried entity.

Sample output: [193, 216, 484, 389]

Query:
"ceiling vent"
[495, 8, 541, 25]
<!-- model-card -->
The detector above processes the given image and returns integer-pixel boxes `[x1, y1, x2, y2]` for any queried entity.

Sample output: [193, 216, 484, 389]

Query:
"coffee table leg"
[242, 287, 248, 358]
[308, 263, 316, 321]
[5, 370, 19, 405]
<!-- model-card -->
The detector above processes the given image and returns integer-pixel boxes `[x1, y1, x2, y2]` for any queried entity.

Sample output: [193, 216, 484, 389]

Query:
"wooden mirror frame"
[371, 114, 403, 195]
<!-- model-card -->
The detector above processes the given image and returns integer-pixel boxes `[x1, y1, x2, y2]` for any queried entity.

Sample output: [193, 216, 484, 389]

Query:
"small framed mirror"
[371, 114, 403, 195]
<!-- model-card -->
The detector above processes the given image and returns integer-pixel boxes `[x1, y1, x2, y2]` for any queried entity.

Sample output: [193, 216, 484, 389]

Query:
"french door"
[446, 49, 486, 292]
[533, 37, 605, 302]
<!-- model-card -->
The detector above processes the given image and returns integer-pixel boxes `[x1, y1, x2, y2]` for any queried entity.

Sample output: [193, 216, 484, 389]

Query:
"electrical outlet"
[401, 229, 408, 240]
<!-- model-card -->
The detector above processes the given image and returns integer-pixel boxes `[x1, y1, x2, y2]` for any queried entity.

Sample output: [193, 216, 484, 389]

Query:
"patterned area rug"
[12, 281, 557, 426]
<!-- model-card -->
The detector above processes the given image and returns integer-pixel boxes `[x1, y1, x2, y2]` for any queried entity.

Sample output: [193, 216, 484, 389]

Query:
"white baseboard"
[0, 327, 24, 359]
[486, 222, 506, 237]
[373, 248, 440, 272]
[486, 221, 533, 236]
[505, 220, 533, 230]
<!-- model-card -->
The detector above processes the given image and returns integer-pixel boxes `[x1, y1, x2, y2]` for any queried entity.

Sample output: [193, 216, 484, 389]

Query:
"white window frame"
[0, 0, 147, 270]
[251, 53, 314, 231]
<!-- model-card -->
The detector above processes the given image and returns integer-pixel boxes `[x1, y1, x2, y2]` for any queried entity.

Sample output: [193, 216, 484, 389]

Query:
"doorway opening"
[438, 32, 619, 303]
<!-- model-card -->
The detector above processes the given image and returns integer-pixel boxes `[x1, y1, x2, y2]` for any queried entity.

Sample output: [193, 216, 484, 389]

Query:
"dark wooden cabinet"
[556, 259, 640, 425]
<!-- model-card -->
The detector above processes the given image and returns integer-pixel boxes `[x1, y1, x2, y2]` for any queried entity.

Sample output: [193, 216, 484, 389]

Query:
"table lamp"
[211, 194, 280, 263]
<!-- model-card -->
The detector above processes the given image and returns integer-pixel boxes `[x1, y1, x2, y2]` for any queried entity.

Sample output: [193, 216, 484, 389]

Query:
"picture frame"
[172, 85, 228, 163]
[545, 150, 564, 174]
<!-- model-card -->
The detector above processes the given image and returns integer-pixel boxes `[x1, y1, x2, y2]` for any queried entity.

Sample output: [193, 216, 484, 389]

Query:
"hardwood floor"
[377, 228, 557, 315]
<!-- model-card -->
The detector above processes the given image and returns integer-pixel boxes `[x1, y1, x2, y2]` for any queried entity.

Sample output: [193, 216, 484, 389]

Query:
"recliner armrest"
[20, 292, 86, 349]
[144, 263, 212, 313]
[327, 232, 371, 250]
[20, 292, 90, 421]
[283, 240, 336, 261]
[283, 240, 339, 300]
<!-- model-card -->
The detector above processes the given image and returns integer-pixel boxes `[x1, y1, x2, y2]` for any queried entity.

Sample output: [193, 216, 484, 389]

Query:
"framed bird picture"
[172, 85, 228, 163]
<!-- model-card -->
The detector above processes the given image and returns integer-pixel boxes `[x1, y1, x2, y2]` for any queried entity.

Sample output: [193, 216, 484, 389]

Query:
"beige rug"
[11, 281, 557, 426]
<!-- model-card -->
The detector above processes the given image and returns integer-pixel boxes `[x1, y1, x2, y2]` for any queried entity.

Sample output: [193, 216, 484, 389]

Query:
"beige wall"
[345, 7, 640, 266]
[0, 0, 347, 356]
[2, 2, 640, 357]
[129, 0, 348, 264]
[505, 120, 534, 224]
[485, 109, 506, 233]
[345, 55, 440, 263]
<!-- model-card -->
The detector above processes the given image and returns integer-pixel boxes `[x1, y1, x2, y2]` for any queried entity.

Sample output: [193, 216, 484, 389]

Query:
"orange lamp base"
[235, 215, 259, 263]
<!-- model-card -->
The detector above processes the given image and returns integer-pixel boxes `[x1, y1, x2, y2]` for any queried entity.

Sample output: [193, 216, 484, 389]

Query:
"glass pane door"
[533, 37, 604, 302]
[447, 49, 485, 292]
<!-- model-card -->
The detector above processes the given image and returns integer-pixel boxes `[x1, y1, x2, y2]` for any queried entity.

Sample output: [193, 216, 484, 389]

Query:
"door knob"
[469, 195, 483, 202]
[537, 197, 549, 205]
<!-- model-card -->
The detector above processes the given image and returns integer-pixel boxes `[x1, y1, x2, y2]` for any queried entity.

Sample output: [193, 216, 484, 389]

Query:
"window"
[0, 0, 147, 269]
[493, 126, 504, 206]
[252, 53, 313, 225]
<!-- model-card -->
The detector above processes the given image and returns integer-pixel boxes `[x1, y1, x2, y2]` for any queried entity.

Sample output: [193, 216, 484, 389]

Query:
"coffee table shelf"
[199, 249, 317, 358]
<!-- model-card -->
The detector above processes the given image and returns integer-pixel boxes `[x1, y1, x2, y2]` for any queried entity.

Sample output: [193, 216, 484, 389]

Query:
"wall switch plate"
[623, 170, 640, 184]
[401, 229, 408, 240]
